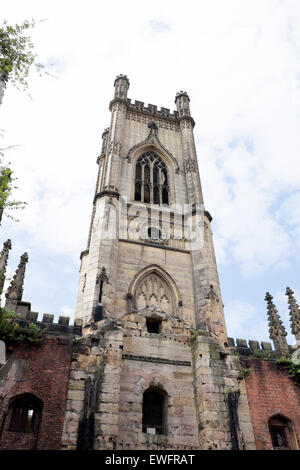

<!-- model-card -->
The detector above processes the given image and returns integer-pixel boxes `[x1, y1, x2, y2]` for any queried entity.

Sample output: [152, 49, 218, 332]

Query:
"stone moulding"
[122, 353, 191, 366]
[126, 124, 180, 174]
[93, 190, 120, 204]
[126, 110, 181, 132]
[119, 238, 190, 254]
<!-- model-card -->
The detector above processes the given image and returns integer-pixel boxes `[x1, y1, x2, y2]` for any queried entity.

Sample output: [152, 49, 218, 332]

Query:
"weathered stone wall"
[62, 314, 259, 451]
[117, 313, 198, 450]
[62, 315, 200, 450]
[114, 240, 195, 325]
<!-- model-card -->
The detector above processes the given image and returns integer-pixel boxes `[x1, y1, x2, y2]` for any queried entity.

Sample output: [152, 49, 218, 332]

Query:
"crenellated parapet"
[126, 98, 179, 120]
[227, 337, 294, 358]
[8, 310, 83, 336]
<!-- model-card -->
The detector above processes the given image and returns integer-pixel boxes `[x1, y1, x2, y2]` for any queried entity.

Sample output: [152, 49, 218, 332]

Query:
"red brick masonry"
[0, 336, 73, 450]
[243, 358, 300, 450]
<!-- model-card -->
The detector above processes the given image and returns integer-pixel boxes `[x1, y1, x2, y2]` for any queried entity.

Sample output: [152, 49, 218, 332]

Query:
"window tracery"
[135, 272, 173, 315]
[134, 151, 169, 205]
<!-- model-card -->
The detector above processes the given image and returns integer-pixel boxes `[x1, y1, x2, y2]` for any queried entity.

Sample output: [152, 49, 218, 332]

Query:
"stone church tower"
[62, 75, 256, 450]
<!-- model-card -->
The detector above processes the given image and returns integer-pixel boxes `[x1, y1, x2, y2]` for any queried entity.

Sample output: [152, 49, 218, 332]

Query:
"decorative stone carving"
[5, 252, 29, 312]
[265, 292, 289, 352]
[107, 141, 121, 156]
[286, 287, 300, 342]
[206, 284, 219, 303]
[184, 158, 197, 173]
[135, 273, 173, 315]
[96, 267, 109, 285]
[0, 239, 12, 296]
[103, 184, 119, 193]
[126, 126, 180, 175]
[148, 121, 158, 134]
[126, 111, 180, 132]
[179, 120, 192, 129]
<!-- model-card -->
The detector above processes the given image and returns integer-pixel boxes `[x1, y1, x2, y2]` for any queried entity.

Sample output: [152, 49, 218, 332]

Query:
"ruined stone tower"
[62, 76, 256, 450]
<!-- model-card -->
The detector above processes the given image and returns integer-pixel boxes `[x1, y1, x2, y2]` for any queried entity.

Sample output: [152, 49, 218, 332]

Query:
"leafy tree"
[0, 19, 44, 351]
[0, 19, 43, 101]
[0, 154, 26, 225]
[0, 19, 46, 220]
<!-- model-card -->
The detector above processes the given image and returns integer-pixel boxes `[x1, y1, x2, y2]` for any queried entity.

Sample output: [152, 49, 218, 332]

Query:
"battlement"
[13, 310, 82, 337]
[114, 74, 130, 86]
[126, 98, 179, 120]
[175, 91, 190, 102]
[228, 337, 294, 358]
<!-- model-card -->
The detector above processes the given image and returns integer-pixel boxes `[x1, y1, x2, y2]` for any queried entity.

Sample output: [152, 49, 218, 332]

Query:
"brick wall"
[0, 335, 73, 450]
[242, 358, 300, 450]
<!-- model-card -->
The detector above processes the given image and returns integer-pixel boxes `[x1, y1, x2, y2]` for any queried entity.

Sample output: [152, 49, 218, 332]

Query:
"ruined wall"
[62, 316, 259, 451]
[117, 313, 199, 450]
[0, 333, 73, 449]
[62, 315, 200, 450]
[242, 357, 300, 450]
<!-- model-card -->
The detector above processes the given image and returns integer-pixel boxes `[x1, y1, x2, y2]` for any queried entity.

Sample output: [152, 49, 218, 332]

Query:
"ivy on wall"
[277, 357, 300, 385]
[0, 307, 44, 349]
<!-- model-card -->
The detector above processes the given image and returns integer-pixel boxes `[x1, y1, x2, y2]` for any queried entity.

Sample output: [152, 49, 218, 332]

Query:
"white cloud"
[224, 300, 269, 343]
[60, 305, 73, 317]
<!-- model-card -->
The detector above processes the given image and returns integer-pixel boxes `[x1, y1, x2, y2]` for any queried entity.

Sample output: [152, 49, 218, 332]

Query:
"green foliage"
[276, 357, 292, 365]
[288, 362, 300, 385]
[0, 306, 44, 348]
[0, 157, 26, 224]
[0, 19, 43, 90]
[253, 349, 272, 360]
[238, 368, 251, 379]
[277, 357, 300, 385]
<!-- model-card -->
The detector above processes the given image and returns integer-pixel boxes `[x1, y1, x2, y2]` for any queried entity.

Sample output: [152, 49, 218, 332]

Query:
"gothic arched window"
[8, 393, 43, 433]
[142, 387, 167, 435]
[268, 415, 296, 450]
[134, 152, 169, 205]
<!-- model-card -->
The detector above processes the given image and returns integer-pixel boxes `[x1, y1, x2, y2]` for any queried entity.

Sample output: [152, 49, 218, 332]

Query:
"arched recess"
[128, 264, 182, 317]
[128, 134, 179, 206]
[7, 393, 43, 434]
[268, 414, 298, 450]
[142, 386, 168, 435]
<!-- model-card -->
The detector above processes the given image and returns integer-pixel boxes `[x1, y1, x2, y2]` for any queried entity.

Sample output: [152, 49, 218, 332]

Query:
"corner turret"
[175, 90, 191, 117]
[113, 74, 130, 100]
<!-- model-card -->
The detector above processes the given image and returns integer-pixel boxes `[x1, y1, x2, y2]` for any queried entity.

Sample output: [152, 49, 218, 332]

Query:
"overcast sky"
[1, 0, 300, 346]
